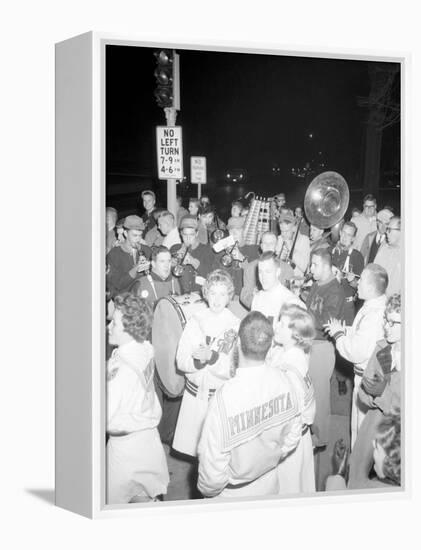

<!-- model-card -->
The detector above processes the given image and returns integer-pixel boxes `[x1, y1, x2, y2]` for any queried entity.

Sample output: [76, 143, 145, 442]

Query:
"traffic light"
[153, 49, 180, 110]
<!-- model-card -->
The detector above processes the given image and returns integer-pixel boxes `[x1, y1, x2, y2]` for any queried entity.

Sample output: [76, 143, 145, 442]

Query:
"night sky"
[106, 44, 400, 216]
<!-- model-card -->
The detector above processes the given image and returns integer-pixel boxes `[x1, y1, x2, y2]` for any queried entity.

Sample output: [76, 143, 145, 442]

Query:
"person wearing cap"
[158, 210, 181, 250]
[352, 194, 378, 251]
[212, 216, 259, 298]
[275, 211, 310, 277]
[360, 208, 394, 265]
[170, 215, 214, 294]
[106, 215, 152, 299]
[140, 190, 157, 237]
[373, 216, 401, 296]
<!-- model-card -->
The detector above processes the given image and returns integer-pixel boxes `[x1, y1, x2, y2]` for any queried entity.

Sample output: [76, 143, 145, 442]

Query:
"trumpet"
[135, 243, 151, 274]
[171, 245, 191, 277]
[210, 215, 228, 244]
[220, 241, 240, 268]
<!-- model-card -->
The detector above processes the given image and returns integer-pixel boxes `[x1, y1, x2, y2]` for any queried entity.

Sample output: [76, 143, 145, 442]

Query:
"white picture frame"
[55, 31, 409, 519]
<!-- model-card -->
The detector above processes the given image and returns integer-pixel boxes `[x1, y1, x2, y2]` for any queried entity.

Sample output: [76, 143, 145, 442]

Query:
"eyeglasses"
[385, 227, 400, 233]
[384, 319, 401, 327]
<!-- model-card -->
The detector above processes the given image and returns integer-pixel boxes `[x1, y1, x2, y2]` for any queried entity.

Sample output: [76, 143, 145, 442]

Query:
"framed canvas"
[55, 32, 409, 518]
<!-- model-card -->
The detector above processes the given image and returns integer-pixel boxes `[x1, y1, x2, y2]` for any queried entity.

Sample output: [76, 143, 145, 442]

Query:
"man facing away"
[324, 263, 388, 447]
[197, 311, 305, 498]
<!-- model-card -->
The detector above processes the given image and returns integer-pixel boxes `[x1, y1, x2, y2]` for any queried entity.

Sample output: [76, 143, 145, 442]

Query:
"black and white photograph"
[105, 45, 402, 504]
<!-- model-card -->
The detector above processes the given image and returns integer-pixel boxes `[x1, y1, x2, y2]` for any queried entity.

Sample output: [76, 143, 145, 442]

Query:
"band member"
[251, 252, 304, 325]
[170, 215, 214, 294]
[306, 248, 346, 449]
[347, 293, 401, 488]
[131, 245, 181, 307]
[227, 200, 244, 228]
[106, 207, 118, 253]
[212, 216, 260, 298]
[360, 208, 394, 265]
[197, 204, 217, 244]
[240, 231, 294, 309]
[172, 270, 240, 457]
[140, 189, 157, 237]
[331, 221, 365, 325]
[131, 245, 182, 446]
[144, 207, 166, 248]
[269, 304, 317, 493]
[158, 211, 182, 249]
[374, 216, 401, 296]
[352, 194, 377, 251]
[188, 197, 201, 218]
[106, 215, 152, 298]
[175, 195, 189, 227]
[197, 312, 305, 497]
[106, 293, 169, 503]
[275, 211, 310, 276]
[324, 264, 388, 447]
[294, 205, 310, 237]
[309, 224, 331, 254]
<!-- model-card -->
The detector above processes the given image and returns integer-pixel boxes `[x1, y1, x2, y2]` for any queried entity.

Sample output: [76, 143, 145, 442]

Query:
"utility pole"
[154, 50, 181, 216]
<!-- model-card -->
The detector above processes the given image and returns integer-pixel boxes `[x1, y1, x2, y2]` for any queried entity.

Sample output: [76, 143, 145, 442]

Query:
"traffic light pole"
[164, 106, 178, 217]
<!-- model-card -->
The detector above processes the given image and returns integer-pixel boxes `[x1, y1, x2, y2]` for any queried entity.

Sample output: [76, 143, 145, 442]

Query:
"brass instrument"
[171, 245, 191, 277]
[210, 214, 228, 244]
[135, 243, 151, 274]
[220, 241, 240, 268]
[304, 171, 349, 229]
[293, 171, 350, 296]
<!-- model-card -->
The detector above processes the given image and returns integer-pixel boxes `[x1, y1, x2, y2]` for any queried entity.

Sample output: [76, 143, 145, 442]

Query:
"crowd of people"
[105, 189, 402, 504]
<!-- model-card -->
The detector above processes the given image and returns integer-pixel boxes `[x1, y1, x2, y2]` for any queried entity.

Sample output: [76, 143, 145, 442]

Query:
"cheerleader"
[107, 293, 169, 503]
[268, 303, 317, 493]
[172, 269, 240, 456]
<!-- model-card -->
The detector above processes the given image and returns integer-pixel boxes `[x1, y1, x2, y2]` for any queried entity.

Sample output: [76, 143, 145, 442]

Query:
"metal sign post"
[190, 156, 207, 199]
[156, 117, 183, 216]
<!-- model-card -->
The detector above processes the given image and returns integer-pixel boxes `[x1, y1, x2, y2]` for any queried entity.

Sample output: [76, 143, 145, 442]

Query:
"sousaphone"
[304, 171, 349, 230]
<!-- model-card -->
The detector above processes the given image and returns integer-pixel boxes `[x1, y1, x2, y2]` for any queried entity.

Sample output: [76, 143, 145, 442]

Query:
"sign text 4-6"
[156, 126, 183, 180]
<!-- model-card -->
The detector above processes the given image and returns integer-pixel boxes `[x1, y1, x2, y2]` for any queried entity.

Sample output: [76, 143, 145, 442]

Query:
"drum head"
[152, 297, 186, 398]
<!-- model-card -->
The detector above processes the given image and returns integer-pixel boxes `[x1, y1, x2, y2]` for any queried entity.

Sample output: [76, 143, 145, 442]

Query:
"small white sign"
[190, 156, 207, 184]
[156, 126, 183, 180]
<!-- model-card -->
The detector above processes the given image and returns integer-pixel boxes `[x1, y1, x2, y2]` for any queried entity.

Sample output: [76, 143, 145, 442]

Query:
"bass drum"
[152, 293, 207, 398]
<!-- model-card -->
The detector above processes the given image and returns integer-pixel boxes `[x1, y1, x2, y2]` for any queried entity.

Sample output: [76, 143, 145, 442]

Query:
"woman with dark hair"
[172, 269, 240, 457]
[106, 293, 169, 504]
[268, 304, 317, 493]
